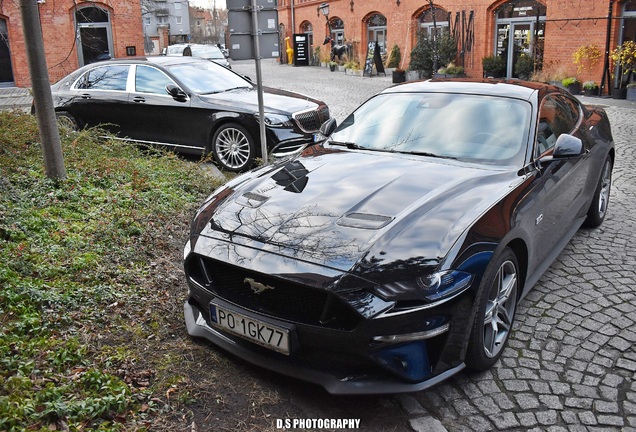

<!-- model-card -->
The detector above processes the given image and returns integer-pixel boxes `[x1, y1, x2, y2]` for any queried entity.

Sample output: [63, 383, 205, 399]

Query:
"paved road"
[5, 62, 635, 431]
[231, 59, 636, 432]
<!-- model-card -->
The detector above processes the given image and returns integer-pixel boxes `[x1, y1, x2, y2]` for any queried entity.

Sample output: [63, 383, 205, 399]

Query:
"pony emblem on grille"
[244, 277, 275, 294]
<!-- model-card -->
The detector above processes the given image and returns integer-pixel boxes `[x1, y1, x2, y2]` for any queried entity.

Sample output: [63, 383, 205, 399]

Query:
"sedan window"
[330, 93, 531, 167]
[135, 65, 177, 94]
[77, 65, 129, 91]
[165, 61, 252, 94]
[536, 95, 579, 155]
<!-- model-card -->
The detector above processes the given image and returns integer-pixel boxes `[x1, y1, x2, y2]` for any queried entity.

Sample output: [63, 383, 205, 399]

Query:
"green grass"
[0, 111, 220, 430]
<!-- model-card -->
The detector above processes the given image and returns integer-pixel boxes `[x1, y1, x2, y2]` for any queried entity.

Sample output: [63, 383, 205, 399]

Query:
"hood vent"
[236, 192, 269, 208]
[337, 212, 394, 230]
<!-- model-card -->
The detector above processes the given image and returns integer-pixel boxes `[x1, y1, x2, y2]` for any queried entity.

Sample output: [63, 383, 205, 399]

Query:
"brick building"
[0, 1, 144, 88]
[278, 0, 635, 89]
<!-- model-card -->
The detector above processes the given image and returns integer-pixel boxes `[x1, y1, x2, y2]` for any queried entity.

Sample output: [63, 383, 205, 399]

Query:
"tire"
[55, 111, 80, 131]
[583, 155, 612, 228]
[211, 123, 255, 172]
[466, 247, 519, 371]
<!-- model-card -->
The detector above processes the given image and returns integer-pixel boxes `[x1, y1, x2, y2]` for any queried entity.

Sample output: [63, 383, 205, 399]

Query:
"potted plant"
[572, 44, 601, 75]
[409, 30, 457, 79]
[444, 63, 465, 77]
[482, 55, 505, 78]
[562, 77, 581, 94]
[627, 83, 636, 102]
[583, 81, 599, 97]
[610, 41, 636, 99]
[392, 67, 406, 83]
[386, 44, 401, 69]
[328, 61, 337, 72]
[514, 54, 534, 80]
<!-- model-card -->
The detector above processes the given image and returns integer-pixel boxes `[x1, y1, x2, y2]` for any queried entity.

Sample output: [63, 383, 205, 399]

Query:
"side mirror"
[166, 84, 188, 102]
[539, 133, 584, 164]
[553, 134, 583, 158]
[319, 118, 337, 137]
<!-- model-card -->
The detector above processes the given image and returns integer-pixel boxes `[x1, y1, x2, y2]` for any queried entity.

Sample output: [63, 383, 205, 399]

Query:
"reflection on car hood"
[200, 145, 520, 273]
[198, 86, 321, 115]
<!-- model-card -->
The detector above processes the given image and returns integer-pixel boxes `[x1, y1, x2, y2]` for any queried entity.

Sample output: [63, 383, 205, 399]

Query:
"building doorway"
[367, 13, 387, 54]
[0, 18, 14, 85]
[494, 0, 545, 79]
[76, 6, 114, 66]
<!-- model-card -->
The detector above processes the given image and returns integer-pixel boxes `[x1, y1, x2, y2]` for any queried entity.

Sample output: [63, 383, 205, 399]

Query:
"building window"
[329, 17, 344, 45]
[367, 13, 387, 54]
[174, 2, 181, 9]
[176, 16, 182, 25]
[419, 7, 450, 37]
[300, 21, 313, 47]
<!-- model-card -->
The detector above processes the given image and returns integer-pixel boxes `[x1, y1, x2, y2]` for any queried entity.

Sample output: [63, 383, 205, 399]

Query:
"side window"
[77, 65, 129, 91]
[135, 66, 176, 94]
[536, 95, 577, 156]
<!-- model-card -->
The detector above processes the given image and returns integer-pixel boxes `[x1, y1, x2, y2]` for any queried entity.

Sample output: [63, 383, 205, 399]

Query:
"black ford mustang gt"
[183, 79, 614, 394]
[44, 56, 329, 172]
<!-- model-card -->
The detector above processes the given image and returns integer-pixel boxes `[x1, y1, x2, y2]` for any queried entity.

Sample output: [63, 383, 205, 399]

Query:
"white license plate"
[210, 303, 290, 355]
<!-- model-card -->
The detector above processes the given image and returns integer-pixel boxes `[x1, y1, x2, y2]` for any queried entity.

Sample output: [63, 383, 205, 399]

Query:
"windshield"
[165, 61, 252, 94]
[191, 46, 225, 59]
[330, 92, 531, 167]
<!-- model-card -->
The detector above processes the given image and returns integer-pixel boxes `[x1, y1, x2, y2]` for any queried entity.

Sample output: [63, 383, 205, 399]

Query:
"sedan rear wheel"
[583, 155, 612, 228]
[211, 123, 255, 172]
[55, 111, 80, 131]
[466, 247, 519, 371]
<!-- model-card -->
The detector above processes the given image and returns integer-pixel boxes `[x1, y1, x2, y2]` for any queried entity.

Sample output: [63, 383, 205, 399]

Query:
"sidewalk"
[0, 87, 32, 110]
[2, 78, 634, 111]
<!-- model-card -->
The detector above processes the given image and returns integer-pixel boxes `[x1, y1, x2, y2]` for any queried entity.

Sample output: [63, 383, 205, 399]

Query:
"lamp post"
[318, 3, 330, 37]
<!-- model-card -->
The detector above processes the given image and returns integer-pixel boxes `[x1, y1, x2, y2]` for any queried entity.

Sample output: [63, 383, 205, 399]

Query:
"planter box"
[406, 70, 420, 81]
[566, 83, 581, 95]
[337, 65, 346, 72]
[627, 87, 636, 102]
[612, 87, 627, 99]
[392, 70, 406, 83]
[345, 69, 362, 76]
[583, 88, 599, 97]
[321, 62, 327, 68]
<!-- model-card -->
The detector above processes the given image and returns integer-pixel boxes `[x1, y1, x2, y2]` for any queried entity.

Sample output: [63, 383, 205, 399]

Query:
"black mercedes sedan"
[183, 79, 614, 394]
[46, 56, 330, 171]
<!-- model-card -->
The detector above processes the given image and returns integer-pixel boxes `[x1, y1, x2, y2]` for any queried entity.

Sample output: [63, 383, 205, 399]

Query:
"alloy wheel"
[482, 260, 518, 358]
[215, 127, 252, 170]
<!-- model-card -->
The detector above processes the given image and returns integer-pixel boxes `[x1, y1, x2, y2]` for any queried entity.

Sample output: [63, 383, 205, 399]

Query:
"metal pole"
[251, 0, 268, 165]
[600, 1, 613, 97]
[20, 0, 66, 181]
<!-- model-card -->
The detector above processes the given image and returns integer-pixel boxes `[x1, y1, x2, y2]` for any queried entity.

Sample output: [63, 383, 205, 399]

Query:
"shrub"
[482, 55, 505, 76]
[583, 80, 598, 90]
[409, 30, 457, 78]
[572, 44, 602, 74]
[562, 76, 579, 87]
[514, 54, 534, 80]
[387, 43, 401, 68]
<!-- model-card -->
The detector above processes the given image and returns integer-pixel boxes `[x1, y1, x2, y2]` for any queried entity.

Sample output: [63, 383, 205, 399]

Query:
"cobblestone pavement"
[5, 61, 635, 431]
[232, 60, 636, 431]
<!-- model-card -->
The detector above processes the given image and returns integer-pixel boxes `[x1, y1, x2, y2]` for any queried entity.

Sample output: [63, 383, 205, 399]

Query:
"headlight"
[255, 113, 294, 128]
[374, 270, 473, 302]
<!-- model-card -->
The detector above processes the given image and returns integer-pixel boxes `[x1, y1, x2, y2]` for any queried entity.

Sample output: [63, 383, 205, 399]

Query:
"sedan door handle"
[80, 93, 91, 99]
[133, 97, 146, 103]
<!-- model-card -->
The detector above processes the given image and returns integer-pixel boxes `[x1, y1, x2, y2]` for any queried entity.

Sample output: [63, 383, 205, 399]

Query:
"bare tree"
[21, 0, 66, 181]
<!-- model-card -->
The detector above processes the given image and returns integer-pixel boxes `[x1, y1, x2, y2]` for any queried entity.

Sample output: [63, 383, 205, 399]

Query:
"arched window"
[329, 17, 344, 45]
[367, 13, 387, 54]
[419, 7, 450, 37]
[300, 21, 314, 47]
[621, 0, 636, 44]
[75, 6, 114, 66]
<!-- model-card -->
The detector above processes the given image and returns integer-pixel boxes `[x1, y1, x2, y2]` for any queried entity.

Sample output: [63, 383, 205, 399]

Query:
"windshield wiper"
[330, 140, 364, 149]
[401, 150, 457, 160]
[225, 86, 253, 92]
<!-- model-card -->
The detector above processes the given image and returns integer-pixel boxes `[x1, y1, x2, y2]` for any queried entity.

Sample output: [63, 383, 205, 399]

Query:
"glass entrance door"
[0, 19, 14, 84]
[496, 22, 534, 78]
[79, 26, 112, 65]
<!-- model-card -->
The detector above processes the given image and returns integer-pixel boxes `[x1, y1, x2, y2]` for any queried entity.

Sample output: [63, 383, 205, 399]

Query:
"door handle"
[133, 97, 146, 103]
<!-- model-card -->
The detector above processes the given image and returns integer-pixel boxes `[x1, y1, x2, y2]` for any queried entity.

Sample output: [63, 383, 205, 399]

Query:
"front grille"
[189, 256, 361, 331]
[293, 106, 331, 133]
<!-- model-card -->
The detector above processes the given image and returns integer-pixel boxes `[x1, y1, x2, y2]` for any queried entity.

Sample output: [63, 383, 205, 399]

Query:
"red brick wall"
[2, 1, 143, 87]
[278, 0, 626, 84]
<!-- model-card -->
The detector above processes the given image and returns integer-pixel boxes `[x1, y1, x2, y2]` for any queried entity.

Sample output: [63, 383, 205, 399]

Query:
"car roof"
[383, 78, 557, 100]
[91, 56, 215, 67]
